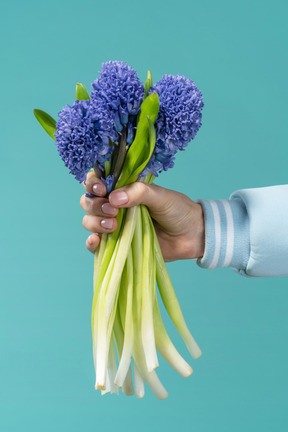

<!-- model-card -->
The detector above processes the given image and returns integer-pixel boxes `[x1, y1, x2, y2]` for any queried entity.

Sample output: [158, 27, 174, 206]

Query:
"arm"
[81, 174, 288, 277]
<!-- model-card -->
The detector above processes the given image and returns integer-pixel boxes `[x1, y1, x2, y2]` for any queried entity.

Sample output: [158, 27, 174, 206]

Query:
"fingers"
[80, 194, 119, 217]
[86, 233, 100, 253]
[81, 174, 119, 253]
[82, 214, 118, 233]
[109, 182, 173, 214]
[83, 171, 107, 196]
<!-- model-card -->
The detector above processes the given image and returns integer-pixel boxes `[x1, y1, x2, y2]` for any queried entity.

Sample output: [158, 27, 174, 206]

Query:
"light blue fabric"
[197, 185, 288, 277]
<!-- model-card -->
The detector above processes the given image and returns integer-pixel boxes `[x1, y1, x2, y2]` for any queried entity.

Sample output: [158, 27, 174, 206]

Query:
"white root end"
[134, 363, 145, 399]
[184, 333, 202, 359]
[121, 365, 134, 396]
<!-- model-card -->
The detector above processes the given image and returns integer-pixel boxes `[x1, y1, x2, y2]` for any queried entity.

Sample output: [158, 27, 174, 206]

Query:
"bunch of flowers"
[34, 61, 204, 399]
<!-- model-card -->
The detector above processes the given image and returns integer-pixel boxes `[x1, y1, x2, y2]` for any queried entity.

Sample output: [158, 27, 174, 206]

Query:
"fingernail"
[92, 183, 105, 195]
[100, 219, 113, 229]
[87, 235, 94, 245]
[111, 191, 128, 206]
[102, 203, 117, 215]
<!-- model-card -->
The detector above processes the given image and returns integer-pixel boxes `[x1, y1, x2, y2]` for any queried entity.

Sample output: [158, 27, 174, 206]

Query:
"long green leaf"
[33, 109, 57, 141]
[125, 116, 156, 185]
[116, 92, 159, 188]
[75, 82, 90, 101]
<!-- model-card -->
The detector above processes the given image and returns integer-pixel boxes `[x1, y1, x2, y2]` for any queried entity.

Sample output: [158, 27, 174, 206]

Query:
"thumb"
[109, 182, 173, 214]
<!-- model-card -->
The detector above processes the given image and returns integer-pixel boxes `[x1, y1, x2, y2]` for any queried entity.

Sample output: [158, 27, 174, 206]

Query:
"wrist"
[178, 202, 205, 260]
[191, 203, 205, 259]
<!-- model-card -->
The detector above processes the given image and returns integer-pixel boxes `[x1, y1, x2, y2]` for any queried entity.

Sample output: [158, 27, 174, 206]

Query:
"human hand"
[80, 172, 205, 262]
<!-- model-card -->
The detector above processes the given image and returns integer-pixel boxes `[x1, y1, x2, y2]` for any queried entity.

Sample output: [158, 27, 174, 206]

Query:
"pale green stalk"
[113, 309, 134, 396]
[114, 250, 134, 387]
[131, 217, 168, 400]
[122, 365, 134, 396]
[117, 260, 128, 330]
[101, 370, 111, 395]
[141, 204, 194, 375]
[96, 206, 138, 389]
[133, 335, 168, 400]
[131, 211, 145, 399]
[131, 207, 143, 320]
[95, 235, 122, 389]
[141, 203, 202, 359]
[92, 208, 125, 340]
[153, 298, 193, 378]
[104, 206, 138, 315]
[101, 337, 119, 395]
[155, 252, 202, 359]
[107, 337, 119, 395]
[104, 283, 121, 391]
[93, 233, 107, 291]
[140, 204, 158, 372]
[134, 363, 145, 399]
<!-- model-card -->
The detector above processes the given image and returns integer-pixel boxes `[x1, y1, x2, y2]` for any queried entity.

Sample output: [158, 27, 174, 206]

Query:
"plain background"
[1, 0, 288, 431]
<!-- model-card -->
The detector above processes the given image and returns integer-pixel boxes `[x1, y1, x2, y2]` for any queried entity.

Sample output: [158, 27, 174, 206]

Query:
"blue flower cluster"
[91, 61, 144, 144]
[55, 61, 144, 183]
[55, 98, 118, 183]
[55, 63, 204, 185]
[55, 100, 97, 182]
[144, 74, 204, 176]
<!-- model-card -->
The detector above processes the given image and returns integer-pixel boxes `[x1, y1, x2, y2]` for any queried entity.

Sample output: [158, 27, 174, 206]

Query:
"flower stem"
[114, 250, 134, 387]
[140, 204, 158, 372]
[144, 205, 202, 359]
[153, 297, 193, 378]
[94, 162, 104, 178]
[111, 126, 127, 189]
[113, 309, 134, 396]
[95, 206, 138, 389]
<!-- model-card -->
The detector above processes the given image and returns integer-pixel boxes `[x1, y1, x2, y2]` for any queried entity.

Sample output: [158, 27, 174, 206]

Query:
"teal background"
[1, 0, 288, 430]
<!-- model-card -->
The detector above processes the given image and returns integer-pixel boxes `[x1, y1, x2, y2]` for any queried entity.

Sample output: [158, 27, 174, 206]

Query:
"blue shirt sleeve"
[196, 185, 288, 277]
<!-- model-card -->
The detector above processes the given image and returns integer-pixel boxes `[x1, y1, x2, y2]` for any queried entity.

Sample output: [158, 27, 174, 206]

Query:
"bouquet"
[34, 61, 204, 399]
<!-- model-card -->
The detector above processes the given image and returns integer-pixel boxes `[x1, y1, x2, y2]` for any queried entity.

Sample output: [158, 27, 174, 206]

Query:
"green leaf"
[116, 92, 159, 188]
[75, 82, 90, 101]
[144, 70, 153, 99]
[125, 116, 156, 184]
[33, 109, 57, 141]
[147, 70, 153, 86]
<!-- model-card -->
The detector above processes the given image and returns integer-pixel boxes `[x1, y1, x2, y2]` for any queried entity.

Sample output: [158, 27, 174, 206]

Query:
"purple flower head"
[88, 99, 118, 169]
[55, 100, 98, 183]
[144, 74, 204, 176]
[91, 61, 144, 144]
[55, 99, 117, 183]
[101, 174, 114, 194]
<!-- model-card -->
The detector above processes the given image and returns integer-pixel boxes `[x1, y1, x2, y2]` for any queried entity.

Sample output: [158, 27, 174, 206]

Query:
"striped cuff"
[196, 198, 250, 270]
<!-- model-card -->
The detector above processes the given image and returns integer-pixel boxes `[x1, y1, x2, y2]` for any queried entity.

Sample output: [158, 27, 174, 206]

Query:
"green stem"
[153, 298, 193, 378]
[140, 204, 158, 372]
[141, 203, 202, 360]
[94, 162, 104, 178]
[113, 309, 134, 396]
[91, 208, 125, 338]
[131, 208, 168, 400]
[95, 206, 138, 389]
[114, 250, 134, 387]
[111, 126, 127, 189]
[104, 160, 111, 177]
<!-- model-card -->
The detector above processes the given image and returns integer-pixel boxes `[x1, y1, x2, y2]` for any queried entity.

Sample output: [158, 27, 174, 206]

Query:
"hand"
[80, 172, 205, 262]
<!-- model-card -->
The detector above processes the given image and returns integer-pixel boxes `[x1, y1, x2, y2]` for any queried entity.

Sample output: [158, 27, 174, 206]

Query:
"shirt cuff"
[196, 198, 250, 271]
